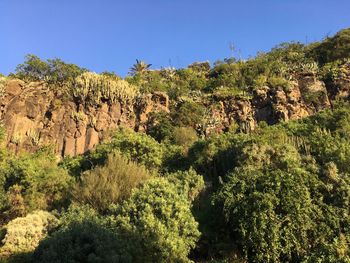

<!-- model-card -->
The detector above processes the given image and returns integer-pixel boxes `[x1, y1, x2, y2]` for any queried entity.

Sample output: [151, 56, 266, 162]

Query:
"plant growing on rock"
[0, 76, 7, 98]
[72, 72, 139, 105]
[14, 54, 86, 84]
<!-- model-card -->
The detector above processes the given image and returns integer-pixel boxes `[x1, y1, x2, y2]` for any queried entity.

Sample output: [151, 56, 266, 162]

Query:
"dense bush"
[213, 142, 350, 262]
[0, 149, 72, 218]
[32, 205, 129, 263]
[61, 128, 165, 176]
[146, 112, 174, 142]
[308, 28, 350, 64]
[172, 126, 199, 147]
[171, 101, 205, 127]
[113, 177, 201, 263]
[73, 152, 150, 213]
[34, 176, 202, 263]
[0, 211, 58, 260]
[166, 168, 205, 201]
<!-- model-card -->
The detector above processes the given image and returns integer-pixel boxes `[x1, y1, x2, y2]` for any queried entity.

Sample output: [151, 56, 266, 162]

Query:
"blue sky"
[1, 0, 349, 76]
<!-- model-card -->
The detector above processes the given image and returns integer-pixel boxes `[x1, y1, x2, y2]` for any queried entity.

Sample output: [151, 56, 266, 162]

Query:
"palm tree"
[129, 59, 152, 76]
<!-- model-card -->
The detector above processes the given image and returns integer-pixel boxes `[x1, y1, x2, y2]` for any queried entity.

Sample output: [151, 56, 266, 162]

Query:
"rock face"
[1, 66, 349, 157]
[202, 70, 349, 136]
[0, 80, 169, 157]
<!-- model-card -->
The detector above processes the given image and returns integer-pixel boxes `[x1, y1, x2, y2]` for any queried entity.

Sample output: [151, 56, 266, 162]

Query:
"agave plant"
[129, 59, 152, 76]
[301, 61, 319, 75]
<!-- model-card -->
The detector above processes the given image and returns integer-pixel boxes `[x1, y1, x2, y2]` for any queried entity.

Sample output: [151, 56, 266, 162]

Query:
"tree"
[15, 54, 50, 81]
[214, 143, 350, 262]
[129, 59, 152, 76]
[113, 178, 201, 263]
[14, 54, 86, 85]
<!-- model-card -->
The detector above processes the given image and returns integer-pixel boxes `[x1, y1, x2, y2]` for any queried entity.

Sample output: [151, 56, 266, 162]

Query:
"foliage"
[0, 149, 72, 218]
[0, 124, 5, 143]
[172, 126, 199, 146]
[146, 112, 174, 142]
[110, 129, 164, 169]
[214, 141, 350, 262]
[171, 101, 205, 127]
[32, 206, 129, 263]
[61, 128, 164, 177]
[34, 177, 202, 263]
[308, 28, 350, 64]
[0, 211, 58, 260]
[212, 86, 245, 99]
[72, 152, 150, 213]
[129, 59, 152, 76]
[14, 54, 85, 84]
[112, 177, 201, 263]
[267, 76, 291, 91]
[166, 168, 205, 201]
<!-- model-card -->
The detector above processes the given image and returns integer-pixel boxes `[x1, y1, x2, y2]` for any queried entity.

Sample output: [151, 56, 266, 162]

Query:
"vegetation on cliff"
[0, 28, 350, 262]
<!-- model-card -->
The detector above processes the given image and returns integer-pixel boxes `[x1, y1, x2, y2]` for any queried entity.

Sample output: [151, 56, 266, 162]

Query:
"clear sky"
[1, 0, 349, 76]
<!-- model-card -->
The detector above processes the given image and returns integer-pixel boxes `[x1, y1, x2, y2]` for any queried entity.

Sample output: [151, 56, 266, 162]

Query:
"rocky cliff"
[1, 62, 349, 157]
[0, 79, 169, 156]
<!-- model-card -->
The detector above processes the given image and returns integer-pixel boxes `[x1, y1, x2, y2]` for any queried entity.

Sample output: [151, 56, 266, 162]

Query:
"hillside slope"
[1, 61, 349, 156]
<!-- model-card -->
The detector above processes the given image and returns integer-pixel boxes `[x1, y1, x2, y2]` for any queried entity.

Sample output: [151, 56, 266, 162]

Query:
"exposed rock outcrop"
[201, 70, 349, 135]
[0, 80, 169, 157]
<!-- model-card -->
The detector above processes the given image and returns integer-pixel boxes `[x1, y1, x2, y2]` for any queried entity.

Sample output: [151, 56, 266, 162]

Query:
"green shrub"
[61, 128, 164, 176]
[32, 206, 129, 263]
[73, 152, 150, 213]
[172, 101, 205, 127]
[0, 211, 58, 260]
[304, 234, 350, 263]
[212, 86, 245, 99]
[166, 168, 205, 201]
[113, 177, 201, 263]
[268, 76, 291, 91]
[1, 149, 72, 214]
[147, 112, 174, 142]
[172, 126, 198, 147]
[110, 129, 164, 170]
[308, 28, 350, 64]
[213, 142, 350, 262]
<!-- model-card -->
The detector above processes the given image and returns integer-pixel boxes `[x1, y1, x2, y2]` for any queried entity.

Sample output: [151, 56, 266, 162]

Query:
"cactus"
[301, 61, 319, 74]
[26, 129, 40, 146]
[0, 76, 7, 98]
[72, 72, 139, 105]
